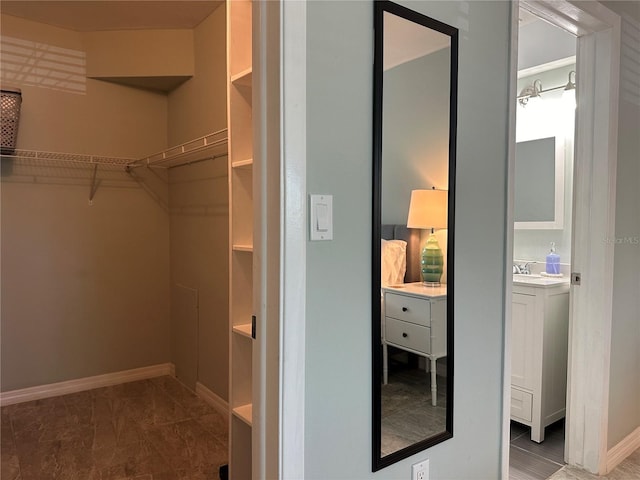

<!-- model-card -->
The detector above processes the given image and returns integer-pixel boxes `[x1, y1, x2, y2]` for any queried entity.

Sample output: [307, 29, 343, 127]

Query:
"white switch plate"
[411, 459, 429, 480]
[310, 194, 333, 241]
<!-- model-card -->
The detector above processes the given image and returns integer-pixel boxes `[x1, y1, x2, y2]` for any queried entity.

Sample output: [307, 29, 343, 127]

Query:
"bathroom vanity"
[511, 275, 570, 442]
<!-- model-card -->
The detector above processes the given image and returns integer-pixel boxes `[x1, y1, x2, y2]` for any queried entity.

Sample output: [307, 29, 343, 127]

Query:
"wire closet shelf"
[0, 129, 229, 171]
[126, 129, 228, 170]
[1, 149, 134, 168]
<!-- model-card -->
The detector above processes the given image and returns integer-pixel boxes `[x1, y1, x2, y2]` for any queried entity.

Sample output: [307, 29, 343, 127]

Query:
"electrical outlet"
[411, 459, 429, 480]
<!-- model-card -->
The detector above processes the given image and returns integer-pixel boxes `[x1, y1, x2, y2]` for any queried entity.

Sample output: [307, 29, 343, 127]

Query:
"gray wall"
[606, 8, 640, 449]
[305, 1, 511, 478]
[382, 48, 450, 224]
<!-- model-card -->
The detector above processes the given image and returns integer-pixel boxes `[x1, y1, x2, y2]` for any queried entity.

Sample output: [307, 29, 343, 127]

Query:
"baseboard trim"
[195, 381, 229, 417]
[606, 425, 640, 474]
[0, 363, 176, 407]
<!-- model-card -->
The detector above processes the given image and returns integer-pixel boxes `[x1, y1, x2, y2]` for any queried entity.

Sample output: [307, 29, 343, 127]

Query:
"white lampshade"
[407, 189, 448, 229]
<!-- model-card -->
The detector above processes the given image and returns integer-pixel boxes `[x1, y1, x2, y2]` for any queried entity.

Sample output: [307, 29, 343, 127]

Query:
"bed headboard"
[381, 225, 421, 283]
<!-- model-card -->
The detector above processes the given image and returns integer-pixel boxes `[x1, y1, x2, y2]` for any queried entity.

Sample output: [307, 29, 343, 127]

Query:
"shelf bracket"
[89, 164, 99, 205]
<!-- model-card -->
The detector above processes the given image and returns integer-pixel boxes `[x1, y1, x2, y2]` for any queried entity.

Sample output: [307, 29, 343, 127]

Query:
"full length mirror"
[372, 1, 457, 470]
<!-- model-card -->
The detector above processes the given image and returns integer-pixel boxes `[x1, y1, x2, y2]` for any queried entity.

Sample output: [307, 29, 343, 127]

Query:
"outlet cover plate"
[411, 459, 429, 480]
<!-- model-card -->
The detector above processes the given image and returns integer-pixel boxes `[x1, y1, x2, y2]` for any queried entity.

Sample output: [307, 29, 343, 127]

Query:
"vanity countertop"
[513, 274, 570, 288]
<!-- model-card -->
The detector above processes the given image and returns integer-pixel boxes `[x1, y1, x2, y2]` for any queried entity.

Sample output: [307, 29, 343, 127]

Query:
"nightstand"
[382, 283, 447, 406]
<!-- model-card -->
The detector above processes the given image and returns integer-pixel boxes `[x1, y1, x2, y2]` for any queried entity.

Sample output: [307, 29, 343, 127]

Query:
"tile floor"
[510, 420, 640, 480]
[381, 363, 447, 457]
[0, 376, 228, 480]
[510, 420, 565, 480]
[3, 376, 637, 480]
[548, 447, 640, 480]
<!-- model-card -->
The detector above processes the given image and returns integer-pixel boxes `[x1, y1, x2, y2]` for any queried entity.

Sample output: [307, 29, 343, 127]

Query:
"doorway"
[503, 1, 621, 478]
[508, 7, 577, 479]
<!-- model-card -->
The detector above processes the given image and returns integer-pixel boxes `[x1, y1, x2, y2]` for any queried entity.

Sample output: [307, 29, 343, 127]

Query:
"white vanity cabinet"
[511, 277, 570, 442]
[382, 283, 447, 407]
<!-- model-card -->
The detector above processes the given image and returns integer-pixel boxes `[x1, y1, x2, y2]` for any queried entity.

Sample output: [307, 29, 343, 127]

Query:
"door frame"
[254, 1, 308, 479]
[503, 0, 621, 477]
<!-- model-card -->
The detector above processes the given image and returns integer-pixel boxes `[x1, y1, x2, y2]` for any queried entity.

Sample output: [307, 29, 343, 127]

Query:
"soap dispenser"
[546, 242, 560, 275]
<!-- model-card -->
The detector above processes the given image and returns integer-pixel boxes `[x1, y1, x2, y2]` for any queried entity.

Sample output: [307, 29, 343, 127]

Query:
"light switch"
[310, 194, 333, 240]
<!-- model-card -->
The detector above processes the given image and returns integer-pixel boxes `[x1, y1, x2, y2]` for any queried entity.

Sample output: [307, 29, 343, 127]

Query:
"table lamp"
[407, 188, 448, 285]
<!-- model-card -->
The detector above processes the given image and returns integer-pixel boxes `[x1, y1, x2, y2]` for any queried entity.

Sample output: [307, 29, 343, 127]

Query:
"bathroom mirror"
[514, 134, 565, 229]
[372, 1, 457, 470]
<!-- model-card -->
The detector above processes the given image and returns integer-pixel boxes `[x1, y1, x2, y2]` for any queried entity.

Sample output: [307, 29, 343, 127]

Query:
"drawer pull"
[402, 332, 408, 338]
[402, 307, 408, 312]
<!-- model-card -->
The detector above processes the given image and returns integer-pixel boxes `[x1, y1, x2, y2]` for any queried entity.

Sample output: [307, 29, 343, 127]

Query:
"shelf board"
[232, 323, 253, 338]
[231, 158, 253, 169]
[232, 244, 253, 253]
[231, 68, 252, 87]
[232, 404, 253, 426]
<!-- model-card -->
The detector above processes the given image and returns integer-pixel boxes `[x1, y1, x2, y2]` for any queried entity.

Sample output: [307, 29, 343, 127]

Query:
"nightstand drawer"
[385, 317, 431, 354]
[385, 293, 430, 327]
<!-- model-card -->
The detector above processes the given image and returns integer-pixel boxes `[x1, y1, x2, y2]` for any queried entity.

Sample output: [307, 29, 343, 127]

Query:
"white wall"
[513, 64, 575, 264]
[304, 1, 511, 478]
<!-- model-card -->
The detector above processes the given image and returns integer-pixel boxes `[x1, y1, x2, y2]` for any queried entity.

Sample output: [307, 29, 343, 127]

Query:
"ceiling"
[384, 11, 450, 71]
[518, 7, 577, 72]
[0, 1, 223, 31]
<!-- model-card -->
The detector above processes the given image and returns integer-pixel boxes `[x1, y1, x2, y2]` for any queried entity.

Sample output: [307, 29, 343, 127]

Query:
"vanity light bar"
[517, 70, 576, 106]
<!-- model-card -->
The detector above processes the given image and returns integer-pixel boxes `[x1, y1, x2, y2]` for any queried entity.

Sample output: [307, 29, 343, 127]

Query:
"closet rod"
[127, 128, 228, 170]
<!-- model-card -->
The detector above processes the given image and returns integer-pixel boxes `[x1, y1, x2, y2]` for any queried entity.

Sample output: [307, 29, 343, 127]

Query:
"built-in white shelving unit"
[227, 0, 255, 477]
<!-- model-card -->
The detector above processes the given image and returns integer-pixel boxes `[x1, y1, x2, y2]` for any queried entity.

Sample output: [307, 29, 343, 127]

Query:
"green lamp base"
[421, 232, 443, 286]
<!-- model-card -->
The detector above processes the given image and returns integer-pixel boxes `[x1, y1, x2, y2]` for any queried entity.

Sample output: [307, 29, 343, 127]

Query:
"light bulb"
[562, 88, 576, 109]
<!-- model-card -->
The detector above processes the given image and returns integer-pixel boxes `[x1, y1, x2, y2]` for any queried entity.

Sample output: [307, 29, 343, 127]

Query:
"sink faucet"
[513, 262, 533, 274]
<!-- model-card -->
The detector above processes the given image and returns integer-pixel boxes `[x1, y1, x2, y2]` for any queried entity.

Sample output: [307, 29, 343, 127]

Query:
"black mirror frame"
[372, 0, 458, 471]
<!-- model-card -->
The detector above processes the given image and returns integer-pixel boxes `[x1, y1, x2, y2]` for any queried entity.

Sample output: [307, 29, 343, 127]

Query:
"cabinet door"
[511, 293, 536, 390]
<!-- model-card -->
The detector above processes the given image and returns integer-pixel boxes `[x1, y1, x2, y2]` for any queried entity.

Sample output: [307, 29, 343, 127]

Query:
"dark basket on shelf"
[1, 88, 22, 155]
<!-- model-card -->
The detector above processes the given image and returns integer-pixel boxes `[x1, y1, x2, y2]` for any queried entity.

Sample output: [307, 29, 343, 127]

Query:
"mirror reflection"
[373, 1, 457, 469]
[514, 135, 565, 229]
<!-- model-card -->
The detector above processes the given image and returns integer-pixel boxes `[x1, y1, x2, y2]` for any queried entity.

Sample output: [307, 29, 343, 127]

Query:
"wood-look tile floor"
[510, 420, 565, 480]
[510, 419, 640, 480]
[381, 363, 447, 457]
[0, 376, 228, 480]
[548, 447, 640, 480]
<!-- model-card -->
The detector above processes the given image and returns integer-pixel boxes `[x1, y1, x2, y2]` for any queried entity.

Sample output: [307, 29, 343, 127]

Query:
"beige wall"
[0, 13, 171, 391]
[168, 4, 227, 144]
[85, 29, 194, 79]
[1, 15, 169, 158]
[167, 4, 229, 400]
[0, 179, 171, 391]
[1, 5, 229, 396]
[168, 159, 228, 397]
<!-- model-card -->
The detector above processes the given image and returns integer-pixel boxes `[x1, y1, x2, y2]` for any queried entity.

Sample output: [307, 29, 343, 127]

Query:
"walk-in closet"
[1, 1, 256, 477]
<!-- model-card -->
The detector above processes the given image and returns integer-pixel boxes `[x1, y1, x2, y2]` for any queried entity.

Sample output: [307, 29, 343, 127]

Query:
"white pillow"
[381, 239, 407, 287]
